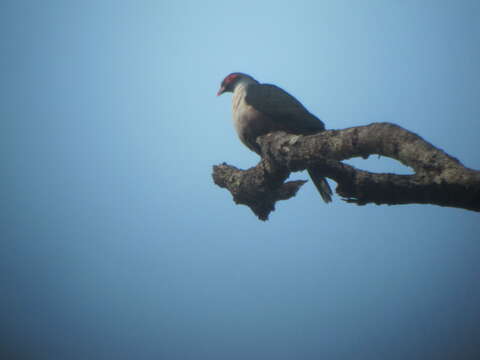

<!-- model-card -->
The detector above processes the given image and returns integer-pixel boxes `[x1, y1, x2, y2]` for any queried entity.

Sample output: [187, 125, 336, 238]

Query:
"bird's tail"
[307, 167, 333, 203]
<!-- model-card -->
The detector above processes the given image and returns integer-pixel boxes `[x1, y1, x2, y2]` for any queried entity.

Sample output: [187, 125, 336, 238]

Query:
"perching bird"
[217, 72, 332, 203]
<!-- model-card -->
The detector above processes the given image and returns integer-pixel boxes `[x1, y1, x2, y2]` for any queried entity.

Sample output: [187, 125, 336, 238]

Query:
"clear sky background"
[1, 1, 480, 359]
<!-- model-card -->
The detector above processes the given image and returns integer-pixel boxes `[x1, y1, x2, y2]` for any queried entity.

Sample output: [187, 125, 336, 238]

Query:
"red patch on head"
[226, 74, 238, 83]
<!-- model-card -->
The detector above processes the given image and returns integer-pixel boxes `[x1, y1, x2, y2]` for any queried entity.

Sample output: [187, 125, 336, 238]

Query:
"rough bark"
[212, 122, 480, 220]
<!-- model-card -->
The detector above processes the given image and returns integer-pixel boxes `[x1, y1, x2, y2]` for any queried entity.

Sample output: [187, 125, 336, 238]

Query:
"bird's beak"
[216, 86, 225, 96]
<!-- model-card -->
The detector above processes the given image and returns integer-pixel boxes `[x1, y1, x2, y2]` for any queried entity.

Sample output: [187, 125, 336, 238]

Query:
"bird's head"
[217, 72, 256, 96]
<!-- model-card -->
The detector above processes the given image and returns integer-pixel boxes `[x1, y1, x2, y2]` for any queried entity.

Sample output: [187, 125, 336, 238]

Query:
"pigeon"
[217, 72, 332, 203]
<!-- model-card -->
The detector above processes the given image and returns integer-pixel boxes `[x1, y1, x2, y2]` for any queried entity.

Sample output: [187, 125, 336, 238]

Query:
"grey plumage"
[217, 73, 332, 203]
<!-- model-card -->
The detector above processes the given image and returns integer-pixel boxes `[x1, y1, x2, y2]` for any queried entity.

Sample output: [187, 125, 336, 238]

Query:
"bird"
[217, 72, 332, 203]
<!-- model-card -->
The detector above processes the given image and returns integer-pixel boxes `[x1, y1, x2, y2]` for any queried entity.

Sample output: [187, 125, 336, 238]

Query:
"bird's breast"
[231, 87, 276, 154]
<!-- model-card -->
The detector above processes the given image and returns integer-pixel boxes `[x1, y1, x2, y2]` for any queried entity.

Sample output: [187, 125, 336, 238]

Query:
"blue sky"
[1, 1, 480, 359]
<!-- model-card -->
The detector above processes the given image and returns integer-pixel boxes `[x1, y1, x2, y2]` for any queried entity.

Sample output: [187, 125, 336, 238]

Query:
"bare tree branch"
[212, 122, 480, 220]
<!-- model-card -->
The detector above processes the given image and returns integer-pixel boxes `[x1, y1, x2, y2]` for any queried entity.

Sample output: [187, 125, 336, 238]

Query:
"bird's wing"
[245, 83, 325, 133]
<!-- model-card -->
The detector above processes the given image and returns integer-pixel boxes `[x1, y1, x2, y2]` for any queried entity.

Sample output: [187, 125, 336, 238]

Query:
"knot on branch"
[212, 161, 306, 220]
